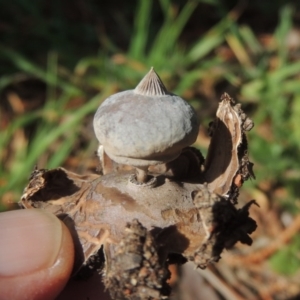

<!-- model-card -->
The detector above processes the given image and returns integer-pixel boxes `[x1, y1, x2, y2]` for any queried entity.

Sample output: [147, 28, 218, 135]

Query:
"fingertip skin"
[0, 221, 74, 300]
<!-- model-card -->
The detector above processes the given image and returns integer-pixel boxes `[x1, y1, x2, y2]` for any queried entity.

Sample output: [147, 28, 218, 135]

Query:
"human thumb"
[0, 209, 74, 300]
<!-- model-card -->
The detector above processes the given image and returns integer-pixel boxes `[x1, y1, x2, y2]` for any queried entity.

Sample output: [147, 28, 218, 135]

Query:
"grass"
[1, 0, 300, 278]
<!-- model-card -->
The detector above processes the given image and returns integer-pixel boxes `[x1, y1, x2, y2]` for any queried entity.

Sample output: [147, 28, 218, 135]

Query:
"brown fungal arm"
[203, 93, 254, 200]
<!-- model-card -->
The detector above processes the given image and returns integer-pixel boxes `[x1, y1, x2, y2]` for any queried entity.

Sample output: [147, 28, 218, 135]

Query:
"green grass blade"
[0, 88, 113, 195]
[239, 25, 263, 55]
[275, 5, 293, 66]
[148, 1, 198, 65]
[159, 0, 172, 15]
[0, 46, 81, 95]
[129, 0, 152, 60]
[187, 15, 234, 62]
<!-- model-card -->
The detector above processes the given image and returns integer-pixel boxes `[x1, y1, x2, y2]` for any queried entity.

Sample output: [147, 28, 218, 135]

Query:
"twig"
[226, 214, 300, 265]
[192, 262, 244, 300]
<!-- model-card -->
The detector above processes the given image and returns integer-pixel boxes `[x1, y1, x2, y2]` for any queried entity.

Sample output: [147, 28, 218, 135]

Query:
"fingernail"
[0, 209, 62, 276]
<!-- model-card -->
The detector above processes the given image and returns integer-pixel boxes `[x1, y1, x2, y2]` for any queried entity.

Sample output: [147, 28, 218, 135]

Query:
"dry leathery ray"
[20, 169, 257, 299]
[20, 93, 257, 300]
[203, 93, 254, 201]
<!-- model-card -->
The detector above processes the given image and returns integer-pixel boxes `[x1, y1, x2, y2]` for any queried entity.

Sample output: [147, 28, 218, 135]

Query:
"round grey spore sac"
[93, 68, 199, 168]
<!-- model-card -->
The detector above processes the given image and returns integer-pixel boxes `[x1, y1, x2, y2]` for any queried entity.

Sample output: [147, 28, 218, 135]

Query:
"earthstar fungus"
[20, 69, 257, 300]
[93, 67, 199, 183]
